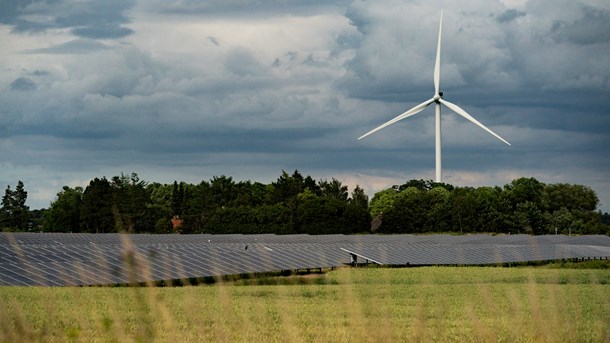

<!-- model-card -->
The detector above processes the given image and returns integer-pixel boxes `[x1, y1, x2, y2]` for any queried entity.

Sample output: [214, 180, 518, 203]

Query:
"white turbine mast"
[358, 11, 510, 183]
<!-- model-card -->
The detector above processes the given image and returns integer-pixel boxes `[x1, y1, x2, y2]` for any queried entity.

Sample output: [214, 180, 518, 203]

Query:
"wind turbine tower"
[358, 12, 511, 183]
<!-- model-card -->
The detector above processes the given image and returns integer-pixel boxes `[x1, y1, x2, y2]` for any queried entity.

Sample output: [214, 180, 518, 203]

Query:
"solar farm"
[1, 233, 609, 286]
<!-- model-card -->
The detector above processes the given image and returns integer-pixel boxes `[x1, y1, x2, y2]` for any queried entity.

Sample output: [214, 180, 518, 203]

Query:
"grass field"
[1, 265, 609, 342]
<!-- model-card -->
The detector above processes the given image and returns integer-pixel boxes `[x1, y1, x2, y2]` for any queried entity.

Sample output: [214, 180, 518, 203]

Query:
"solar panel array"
[1, 233, 608, 286]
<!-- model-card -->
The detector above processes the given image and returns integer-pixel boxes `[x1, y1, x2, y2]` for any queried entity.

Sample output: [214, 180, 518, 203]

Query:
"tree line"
[370, 178, 608, 235]
[42, 171, 371, 234]
[2, 173, 609, 235]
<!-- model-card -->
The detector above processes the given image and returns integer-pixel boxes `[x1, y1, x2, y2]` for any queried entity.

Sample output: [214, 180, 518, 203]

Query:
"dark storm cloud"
[0, 0, 35, 24]
[1, 0, 135, 39]
[550, 5, 610, 45]
[141, 127, 333, 155]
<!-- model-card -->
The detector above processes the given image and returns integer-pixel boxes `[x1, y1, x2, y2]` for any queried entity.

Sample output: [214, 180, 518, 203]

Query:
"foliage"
[30, 173, 610, 234]
[369, 188, 398, 218]
[204, 205, 292, 234]
[37, 170, 370, 234]
[373, 177, 608, 234]
[319, 178, 348, 200]
[297, 189, 369, 234]
[350, 185, 369, 211]
[44, 186, 83, 232]
[1, 267, 608, 342]
[111, 173, 150, 233]
[81, 177, 114, 233]
[147, 182, 174, 233]
[0, 181, 29, 230]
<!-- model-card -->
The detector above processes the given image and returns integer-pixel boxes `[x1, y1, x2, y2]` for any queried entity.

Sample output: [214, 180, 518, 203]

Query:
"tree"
[111, 173, 150, 233]
[514, 201, 545, 234]
[12, 181, 29, 229]
[346, 186, 372, 233]
[0, 181, 29, 230]
[249, 182, 268, 207]
[398, 179, 454, 192]
[81, 177, 114, 233]
[209, 175, 236, 207]
[505, 177, 546, 209]
[233, 181, 262, 207]
[398, 179, 428, 191]
[369, 188, 399, 218]
[319, 178, 348, 201]
[380, 187, 424, 233]
[267, 170, 318, 233]
[344, 201, 372, 233]
[268, 170, 309, 204]
[182, 180, 215, 233]
[545, 183, 598, 212]
[350, 185, 369, 211]
[147, 182, 174, 233]
[171, 181, 185, 217]
[28, 209, 45, 232]
[297, 189, 357, 234]
[472, 186, 506, 233]
[449, 187, 477, 233]
[425, 186, 451, 232]
[0, 185, 13, 229]
[45, 186, 83, 232]
[203, 204, 292, 234]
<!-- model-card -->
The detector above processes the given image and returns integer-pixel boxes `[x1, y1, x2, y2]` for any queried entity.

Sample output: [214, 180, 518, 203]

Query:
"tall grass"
[1, 267, 609, 342]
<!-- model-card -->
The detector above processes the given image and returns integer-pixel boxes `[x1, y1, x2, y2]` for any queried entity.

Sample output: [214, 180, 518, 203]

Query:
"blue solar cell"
[1, 233, 609, 286]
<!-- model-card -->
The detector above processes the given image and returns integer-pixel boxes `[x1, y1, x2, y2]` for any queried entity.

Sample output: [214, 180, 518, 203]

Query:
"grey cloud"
[550, 5, 610, 45]
[25, 39, 110, 54]
[0, 0, 35, 24]
[497, 9, 525, 23]
[499, 1, 610, 92]
[52, 0, 134, 27]
[10, 77, 37, 91]
[71, 25, 133, 39]
[31, 70, 50, 76]
[3, 0, 135, 39]
[338, 1, 610, 113]
[154, 0, 350, 17]
[224, 48, 267, 76]
[339, 2, 475, 101]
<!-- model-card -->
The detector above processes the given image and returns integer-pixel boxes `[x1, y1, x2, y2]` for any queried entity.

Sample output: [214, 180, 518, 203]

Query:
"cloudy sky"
[1, 0, 609, 212]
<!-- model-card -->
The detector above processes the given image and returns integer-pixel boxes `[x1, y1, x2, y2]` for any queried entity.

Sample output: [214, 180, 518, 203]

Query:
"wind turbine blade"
[439, 98, 511, 146]
[434, 11, 443, 96]
[358, 98, 435, 140]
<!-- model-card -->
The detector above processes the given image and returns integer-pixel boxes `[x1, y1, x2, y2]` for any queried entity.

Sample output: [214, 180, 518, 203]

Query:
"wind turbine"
[358, 12, 510, 183]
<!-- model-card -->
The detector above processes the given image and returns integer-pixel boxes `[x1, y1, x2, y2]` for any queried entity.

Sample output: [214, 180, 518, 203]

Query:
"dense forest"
[1, 171, 609, 235]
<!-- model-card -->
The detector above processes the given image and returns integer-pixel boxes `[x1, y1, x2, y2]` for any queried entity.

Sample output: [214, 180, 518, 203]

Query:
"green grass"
[1, 266, 609, 342]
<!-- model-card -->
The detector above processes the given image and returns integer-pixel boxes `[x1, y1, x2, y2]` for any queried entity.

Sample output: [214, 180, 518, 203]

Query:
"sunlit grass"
[1, 266, 608, 342]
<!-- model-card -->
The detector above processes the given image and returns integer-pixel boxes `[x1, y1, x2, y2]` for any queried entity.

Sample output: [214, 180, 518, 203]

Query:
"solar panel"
[0, 233, 608, 286]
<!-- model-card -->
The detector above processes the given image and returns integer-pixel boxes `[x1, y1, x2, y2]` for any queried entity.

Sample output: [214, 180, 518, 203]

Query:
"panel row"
[1, 233, 608, 286]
